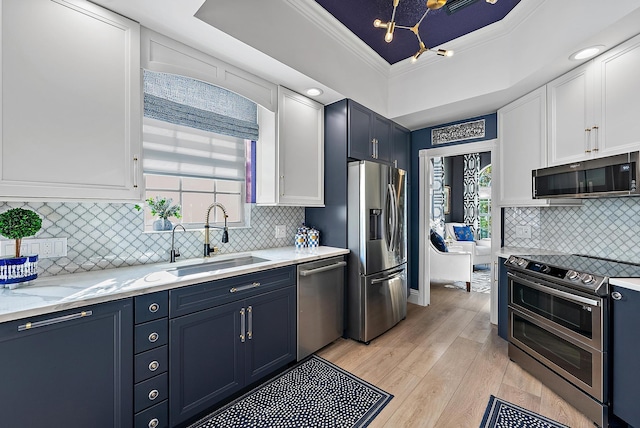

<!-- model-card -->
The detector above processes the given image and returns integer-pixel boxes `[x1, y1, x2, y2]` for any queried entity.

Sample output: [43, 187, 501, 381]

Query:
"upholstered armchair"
[444, 223, 492, 268]
[429, 237, 472, 292]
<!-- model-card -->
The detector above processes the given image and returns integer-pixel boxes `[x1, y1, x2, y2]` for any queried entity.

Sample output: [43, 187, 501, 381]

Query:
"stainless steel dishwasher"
[297, 256, 346, 360]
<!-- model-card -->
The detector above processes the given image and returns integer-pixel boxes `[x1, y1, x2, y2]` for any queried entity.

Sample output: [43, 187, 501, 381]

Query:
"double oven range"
[505, 254, 640, 427]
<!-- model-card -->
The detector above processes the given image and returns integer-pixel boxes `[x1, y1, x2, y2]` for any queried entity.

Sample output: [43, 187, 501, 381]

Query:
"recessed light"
[306, 88, 323, 97]
[569, 45, 604, 61]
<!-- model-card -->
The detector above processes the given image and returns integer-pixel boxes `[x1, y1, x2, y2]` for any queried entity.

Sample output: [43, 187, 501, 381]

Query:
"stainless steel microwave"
[533, 152, 639, 198]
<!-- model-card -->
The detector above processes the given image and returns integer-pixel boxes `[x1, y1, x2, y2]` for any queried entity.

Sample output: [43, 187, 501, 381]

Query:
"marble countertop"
[0, 246, 349, 323]
[610, 277, 640, 292]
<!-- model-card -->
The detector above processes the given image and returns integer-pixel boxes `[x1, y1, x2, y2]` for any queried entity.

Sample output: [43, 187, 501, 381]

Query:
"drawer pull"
[148, 389, 159, 401]
[148, 360, 159, 372]
[148, 303, 159, 313]
[148, 419, 159, 428]
[230, 282, 261, 293]
[18, 310, 92, 332]
[148, 332, 159, 343]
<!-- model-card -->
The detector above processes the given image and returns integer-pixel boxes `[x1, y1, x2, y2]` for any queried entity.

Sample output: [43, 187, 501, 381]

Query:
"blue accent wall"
[408, 113, 497, 290]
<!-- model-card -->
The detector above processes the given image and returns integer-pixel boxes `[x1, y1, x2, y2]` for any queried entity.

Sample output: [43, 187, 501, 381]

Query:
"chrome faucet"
[204, 202, 229, 257]
[170, 224, 186, 263]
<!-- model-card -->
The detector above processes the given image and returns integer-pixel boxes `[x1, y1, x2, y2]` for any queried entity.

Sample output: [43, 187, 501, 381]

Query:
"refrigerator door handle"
[371, 271, 403, 284]
[385, 183, 396, 252]
[390, 183, 400, 252]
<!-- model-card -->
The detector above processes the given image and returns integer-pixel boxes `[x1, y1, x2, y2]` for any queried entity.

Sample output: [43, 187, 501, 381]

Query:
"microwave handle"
[507, 272, 600, 307]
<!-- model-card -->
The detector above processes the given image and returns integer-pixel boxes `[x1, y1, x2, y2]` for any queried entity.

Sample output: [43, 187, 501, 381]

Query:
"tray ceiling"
[314, 0, 521, 64]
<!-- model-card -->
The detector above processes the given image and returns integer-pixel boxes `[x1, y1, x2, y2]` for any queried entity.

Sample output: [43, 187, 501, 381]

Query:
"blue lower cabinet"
[0, 299, 133, 427]
[170, 285, 296, 427]
[611, 285, 640, 427]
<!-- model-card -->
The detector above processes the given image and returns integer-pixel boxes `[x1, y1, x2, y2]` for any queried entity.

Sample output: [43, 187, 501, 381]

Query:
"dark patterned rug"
[188, 355, 393, 428]
[480, 395, 569, 428]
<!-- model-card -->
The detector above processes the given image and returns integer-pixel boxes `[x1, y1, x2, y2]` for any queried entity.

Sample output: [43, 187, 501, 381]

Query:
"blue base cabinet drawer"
[135, 291, 169, 324]
[135, 318, 168, 353]
[135, 345, 168, 383]
[135, 372, 168, 413]
[135, 400, 168, 428]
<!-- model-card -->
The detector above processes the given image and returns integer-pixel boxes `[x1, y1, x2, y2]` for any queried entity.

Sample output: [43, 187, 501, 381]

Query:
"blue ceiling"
[314, 0, 521, 64]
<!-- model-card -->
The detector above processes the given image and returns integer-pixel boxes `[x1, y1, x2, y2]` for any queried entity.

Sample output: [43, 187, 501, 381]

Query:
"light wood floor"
[317, 283, 594, 428]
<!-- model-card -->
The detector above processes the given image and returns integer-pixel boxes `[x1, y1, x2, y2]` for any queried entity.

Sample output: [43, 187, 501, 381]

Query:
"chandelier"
[373, 0, 454, 63]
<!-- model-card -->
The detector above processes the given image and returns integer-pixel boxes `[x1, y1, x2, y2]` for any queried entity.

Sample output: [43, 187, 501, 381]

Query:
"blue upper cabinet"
[392, 122, 411, 171]
[347, 99, 392, 164]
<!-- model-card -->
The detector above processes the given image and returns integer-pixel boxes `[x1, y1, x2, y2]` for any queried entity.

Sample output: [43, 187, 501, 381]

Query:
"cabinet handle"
[18, 310, 92, 332]
[148, 389, 159, 401]
[240, 308, 246, 343]
[133, 156, 139, 188]
[280, 175, 285, 197]
[230, 282, 261, 293]
[612, 291, 623, 300]
[494, 261, 498, 282]
[148, 332, 159, 343]
[148, 418, 159, 428]
[247, 306, 253, 340]
[592, 125, 599, 152]
[148, 360, 159, 372]
[148, 303, 159, 313]
[375, 139, 379, 159]
[584, 128, 592, 153]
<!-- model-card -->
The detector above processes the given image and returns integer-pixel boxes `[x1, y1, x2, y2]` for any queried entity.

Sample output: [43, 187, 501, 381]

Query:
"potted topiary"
[135, 196, 182, 231]
[0, 208, 43, 287]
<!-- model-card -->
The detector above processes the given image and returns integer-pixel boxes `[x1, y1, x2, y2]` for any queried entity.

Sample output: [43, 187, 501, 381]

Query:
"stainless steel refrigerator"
[346, 160, 407, 343]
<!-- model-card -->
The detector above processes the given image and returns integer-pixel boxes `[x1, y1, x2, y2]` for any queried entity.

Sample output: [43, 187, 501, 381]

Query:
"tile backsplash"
[504, 198, 640, 263]
[0, 202, 304, 277]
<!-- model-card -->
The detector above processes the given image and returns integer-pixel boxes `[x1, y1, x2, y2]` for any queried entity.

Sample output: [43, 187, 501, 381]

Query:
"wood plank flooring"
[317, 283, 594, 428]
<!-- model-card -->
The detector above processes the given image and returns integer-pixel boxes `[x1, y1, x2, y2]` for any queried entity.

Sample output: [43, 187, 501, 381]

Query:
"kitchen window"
[140, 70, 258, 232]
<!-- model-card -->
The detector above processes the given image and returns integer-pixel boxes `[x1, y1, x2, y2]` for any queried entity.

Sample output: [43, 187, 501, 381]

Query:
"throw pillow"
[453, 225, 475, 241]
[430, 229, 448, 252]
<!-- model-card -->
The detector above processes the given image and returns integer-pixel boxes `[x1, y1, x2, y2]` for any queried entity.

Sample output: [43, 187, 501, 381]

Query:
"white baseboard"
[408, 288, 420, 305]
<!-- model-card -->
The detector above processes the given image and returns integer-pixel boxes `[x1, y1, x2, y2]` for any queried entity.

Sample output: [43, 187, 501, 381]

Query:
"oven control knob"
[507, 256, 518, 265]
[582, 274, 595, 284]
[540, 265, 551, 274]
[517, 258, 527, 266]
[567, 270, 580, 280]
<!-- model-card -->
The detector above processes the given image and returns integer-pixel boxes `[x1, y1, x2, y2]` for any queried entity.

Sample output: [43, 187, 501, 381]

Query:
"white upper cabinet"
[548, 34, 640, 166]
[593, 34, 640, 157]
[0, 0, 141, 201]
[498, 87, 581, 207]
[498, 87, 548, 206]
[257, 87, 324, 207]
[547, 63, 593, 165]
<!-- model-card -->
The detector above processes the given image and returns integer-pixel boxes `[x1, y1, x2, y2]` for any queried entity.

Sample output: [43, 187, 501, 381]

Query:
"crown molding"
[284, 0, 391, 78]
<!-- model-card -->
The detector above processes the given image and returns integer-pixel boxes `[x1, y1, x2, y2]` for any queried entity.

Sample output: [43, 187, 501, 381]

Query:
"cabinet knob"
[148, 418, 159, 428]
[148, 332, 159, 343]
[148, 389, 159, 401]
[148, 360, 159, 372]
[612, 291, 623, 300]
[148, 303, 159, 313]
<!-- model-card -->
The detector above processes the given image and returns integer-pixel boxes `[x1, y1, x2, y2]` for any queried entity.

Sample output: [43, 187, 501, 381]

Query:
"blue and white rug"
[480, 395, 569, 428]
[189, 355, 393, 428]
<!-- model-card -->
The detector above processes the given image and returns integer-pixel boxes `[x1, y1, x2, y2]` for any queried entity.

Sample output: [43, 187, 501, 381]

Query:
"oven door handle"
[507, 272, 601, 307]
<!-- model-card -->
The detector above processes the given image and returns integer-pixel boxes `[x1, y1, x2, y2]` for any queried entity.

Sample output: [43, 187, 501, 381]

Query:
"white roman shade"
[142, 70, 257, 181]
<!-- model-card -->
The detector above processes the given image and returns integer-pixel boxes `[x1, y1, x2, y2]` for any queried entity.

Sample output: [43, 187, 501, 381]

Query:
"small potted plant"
[135, 197, 182, 231]
[0, 208, 43, 286]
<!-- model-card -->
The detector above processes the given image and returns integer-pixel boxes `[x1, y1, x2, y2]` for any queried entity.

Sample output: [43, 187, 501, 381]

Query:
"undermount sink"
[167, 256, 270, 277]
